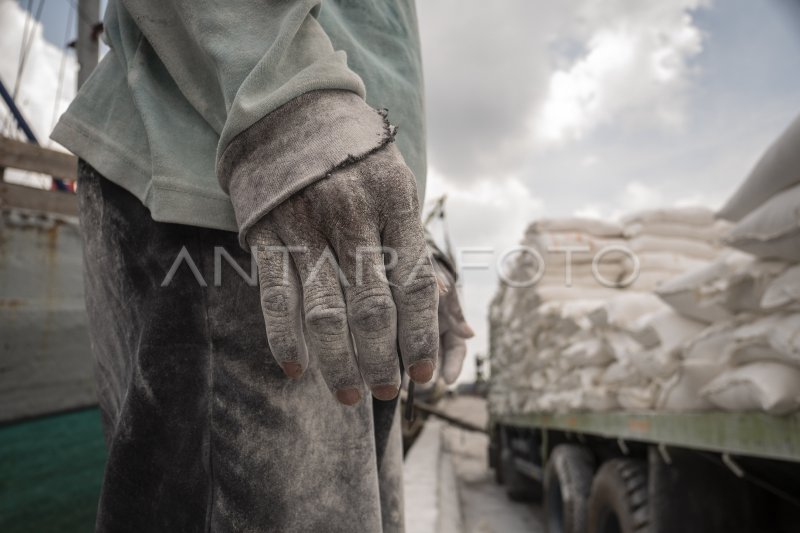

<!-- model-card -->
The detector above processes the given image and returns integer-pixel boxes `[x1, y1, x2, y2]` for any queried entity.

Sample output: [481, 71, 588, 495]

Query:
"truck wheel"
[501, 448, 542, 502]
[587, 459, 649, 533]
[544, 445, 595, 533]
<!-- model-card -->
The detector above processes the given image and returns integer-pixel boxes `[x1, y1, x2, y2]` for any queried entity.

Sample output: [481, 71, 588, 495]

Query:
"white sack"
[524, 232, 627, 265]
[561, 338, 615, 367]
[629, 347, 681, 380]
[539, 261, 628, 288]
[627, 271, 685, 292]
[623, 206, 716, 227]
[587, 292, 667, 331]
[617, 386, 659, 410]
[761, 264, 800, 311]
[623, 220, 730, 244]
[536, 286, 622, 303]
[632, 309, 707, 351]
[527, 217, 623, 237]
[600, 361, 646, 387]
[655, 252, 753, 323]
[603, 331, 644, 362]
[628, 252, 711, 277]
[724, 314, 800, 367]
[582, 387, 620, 412]
[682, 319, 745, 363]
[725, 182, 800, 261]
[717, 112, 800, 222]
[701, 362, 800, 415]
[656, 359, 721, 411]
[723, 260, 788, 313]
[628, 235, 721, 261]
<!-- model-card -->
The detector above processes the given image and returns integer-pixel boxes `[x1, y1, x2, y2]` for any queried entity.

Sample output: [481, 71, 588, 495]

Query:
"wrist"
[219, 89, 395, 250]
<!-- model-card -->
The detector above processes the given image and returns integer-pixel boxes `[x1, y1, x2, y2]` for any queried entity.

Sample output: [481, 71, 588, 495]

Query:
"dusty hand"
[430, 246, 474, 385]
[247, 144, 439, 405]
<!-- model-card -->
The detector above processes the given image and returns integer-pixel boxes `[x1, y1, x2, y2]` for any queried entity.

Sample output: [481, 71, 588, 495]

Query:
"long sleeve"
[120, 0, 364, 154]
[118, 0, 395, 242]
[51, 0, 425, 236]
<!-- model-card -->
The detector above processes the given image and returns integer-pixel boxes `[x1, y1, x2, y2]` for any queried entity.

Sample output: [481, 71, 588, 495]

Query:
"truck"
[488, 408, 800, 532]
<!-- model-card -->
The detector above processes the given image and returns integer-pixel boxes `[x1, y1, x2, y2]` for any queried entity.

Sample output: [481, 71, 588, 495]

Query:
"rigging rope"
[49, 7, 75, 143]
[2, 0, 45, 137]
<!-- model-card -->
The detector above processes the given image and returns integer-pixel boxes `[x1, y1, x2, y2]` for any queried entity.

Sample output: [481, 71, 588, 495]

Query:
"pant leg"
[78, 161, 404, 532]
[79, 162, 215, 532]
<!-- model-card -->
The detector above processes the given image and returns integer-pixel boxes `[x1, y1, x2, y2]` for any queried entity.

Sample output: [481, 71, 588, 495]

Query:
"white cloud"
[620, 181, 663, 211]
[534, 0, 709, 144]
[417, 0, 574, 180]
[424, 168, 543, 250]
[423, 169, 544, 382]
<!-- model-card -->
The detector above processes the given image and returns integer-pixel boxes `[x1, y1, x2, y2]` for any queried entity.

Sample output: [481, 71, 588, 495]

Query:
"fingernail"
[336, 388, 362, 406]
[281, 362, 303, 380]
[372, 384, 400, 401]
[461, 322, 476, 338]
[409, 360, 434, 383]
[436, 276, 449, 295]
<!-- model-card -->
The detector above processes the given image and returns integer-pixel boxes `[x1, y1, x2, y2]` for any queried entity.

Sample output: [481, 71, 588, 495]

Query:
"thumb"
[440, 331, 467, 385]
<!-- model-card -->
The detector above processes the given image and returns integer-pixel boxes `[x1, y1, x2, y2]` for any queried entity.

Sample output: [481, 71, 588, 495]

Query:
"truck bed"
[494, 411, 800, 462]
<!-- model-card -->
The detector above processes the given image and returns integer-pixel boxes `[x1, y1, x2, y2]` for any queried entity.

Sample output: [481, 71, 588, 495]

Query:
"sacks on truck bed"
[587, 292, 667, 331]
[527, 217, 623, 237]
[682, 318, 745, 363]
[539, 259, 629, 288]
[617, 386, 659, 410]
[623, 252, 713, 292]
[631, 309, 707, 351]
[628, 234, 721, 261]
[488, 206, 790, 416]
[623, 220, 730, 244]
[655, 252, 788, 321]
[656, 359, 720, 411]
[623, 206, 716, 227]
[723, 314, 800, 367]
[655, 252, 750, 322]
[717, 112, 800, 222]
[627, 309, 707, 380]
[701, 362, 800, 415]
[723, 260, 789, 313]
[761, 265, 800, 311]
[524, 232, 626, 265]
[725, 182, 800, 261]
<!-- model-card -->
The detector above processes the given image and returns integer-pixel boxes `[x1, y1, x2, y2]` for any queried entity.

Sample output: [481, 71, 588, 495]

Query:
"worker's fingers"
[249, 228, 308, 379]
[439, 286, 475, 339]
[433, 261, 475, 340]
[336, 240, 401, 401]
[440, 331, 467, 385]
[381, 173, 439, 385]
[289, 235, 364, 406]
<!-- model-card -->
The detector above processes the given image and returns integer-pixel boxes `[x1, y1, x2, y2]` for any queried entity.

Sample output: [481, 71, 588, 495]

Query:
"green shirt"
[51, 0, 426, 233]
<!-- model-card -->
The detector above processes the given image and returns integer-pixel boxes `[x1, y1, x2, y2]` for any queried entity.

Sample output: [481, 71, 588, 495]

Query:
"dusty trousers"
[77, 161, 404, 532]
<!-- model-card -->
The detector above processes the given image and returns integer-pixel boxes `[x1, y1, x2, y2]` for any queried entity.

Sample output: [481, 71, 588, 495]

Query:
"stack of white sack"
[488, 209, 729, 415]
[654, 113, 800, 415]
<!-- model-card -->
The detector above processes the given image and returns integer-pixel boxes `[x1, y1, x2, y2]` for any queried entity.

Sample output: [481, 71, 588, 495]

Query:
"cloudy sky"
[3, 0, 800, 381]
[416, 0, 800, 380]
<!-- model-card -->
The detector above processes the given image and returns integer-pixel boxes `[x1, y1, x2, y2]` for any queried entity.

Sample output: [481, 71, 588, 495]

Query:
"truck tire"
[501, 448, 542, 502]
[587, 459, 649, 533]
[544, 445, 595, 533]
